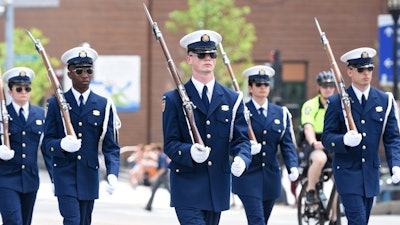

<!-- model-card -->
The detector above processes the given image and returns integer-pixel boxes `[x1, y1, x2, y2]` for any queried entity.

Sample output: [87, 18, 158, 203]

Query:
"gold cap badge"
[201, 34, 210, 42]
[79, 50, 88, 58]
[361, 51, 369, 58]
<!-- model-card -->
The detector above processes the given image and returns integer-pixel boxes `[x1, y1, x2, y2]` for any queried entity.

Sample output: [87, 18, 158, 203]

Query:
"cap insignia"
[79, 50, 88, 58]
[361, 51, 369, 58]
[201, 34, 210, 42]
[259, 69, 266, 76]
[19, 71, 27, 76]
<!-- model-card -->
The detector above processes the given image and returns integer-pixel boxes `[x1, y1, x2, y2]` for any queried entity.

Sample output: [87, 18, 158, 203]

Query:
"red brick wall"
[0, 0, 388, 147]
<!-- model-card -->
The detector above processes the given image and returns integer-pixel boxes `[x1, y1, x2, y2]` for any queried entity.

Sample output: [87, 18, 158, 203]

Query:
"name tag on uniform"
[36, 120, 43, 125]
[221, 105, 229, 111]
[93, 110, 100, 116]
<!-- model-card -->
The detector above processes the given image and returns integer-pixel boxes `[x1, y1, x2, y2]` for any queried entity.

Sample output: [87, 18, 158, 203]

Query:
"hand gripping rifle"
[143, 4, 205, 146]
[219, 43, 257, 142]
[314, 18, 357, 132]
[26, 30, 77, 138]
[0, 69, 10, 147]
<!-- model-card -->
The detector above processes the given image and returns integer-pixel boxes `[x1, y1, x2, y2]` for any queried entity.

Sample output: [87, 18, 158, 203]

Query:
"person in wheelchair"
[300, 70, 335, 205]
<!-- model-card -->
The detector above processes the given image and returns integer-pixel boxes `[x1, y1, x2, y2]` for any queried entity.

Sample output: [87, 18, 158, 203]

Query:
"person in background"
[145, 143, 170, 211]
[231, 65, 299, 225]
[300, 70, 336, 205]
[322, 47, 400, 225]
[0, 67, 52, 225]
[42, 46, 120, 225]
[162, 29, 251, 225]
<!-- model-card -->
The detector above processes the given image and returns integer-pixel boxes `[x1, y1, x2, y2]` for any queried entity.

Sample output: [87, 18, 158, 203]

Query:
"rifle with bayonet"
[218, 43, 257, 142]
[26, 30, 77, 138]
[0, 68, 10, 148]
[143, 4, 205, 146]
[314, 18, 357, 132]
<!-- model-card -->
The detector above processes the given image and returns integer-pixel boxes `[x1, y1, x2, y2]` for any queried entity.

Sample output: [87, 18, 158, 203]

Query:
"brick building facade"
[0, 0, 388, 147]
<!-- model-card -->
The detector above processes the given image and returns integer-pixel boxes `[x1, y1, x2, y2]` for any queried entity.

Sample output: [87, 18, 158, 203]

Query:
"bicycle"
[297, 167, 344, 225]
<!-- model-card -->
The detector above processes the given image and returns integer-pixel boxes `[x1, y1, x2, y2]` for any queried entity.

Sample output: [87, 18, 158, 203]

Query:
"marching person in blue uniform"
[322, 47, 400, 225]
[162, 30, 251, 225]
[232, 65, 299, 225]
[42, 46, 120, 225]
[0, 67, 52, 225]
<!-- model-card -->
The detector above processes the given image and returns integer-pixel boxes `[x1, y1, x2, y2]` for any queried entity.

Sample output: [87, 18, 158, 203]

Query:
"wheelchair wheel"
[297, 179, 326, 225]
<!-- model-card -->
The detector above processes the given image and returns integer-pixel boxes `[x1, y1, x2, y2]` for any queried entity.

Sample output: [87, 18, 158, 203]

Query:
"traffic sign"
[378, 14, 399, 86]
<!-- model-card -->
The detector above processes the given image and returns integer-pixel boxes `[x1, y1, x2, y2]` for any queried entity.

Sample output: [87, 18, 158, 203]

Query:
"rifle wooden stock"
[218, 43, 257, 142]
[26, 30, 77, 138]
[143, 4, 204, 146]
[0, 69, 10, 147]
[314, 18, 357, 132]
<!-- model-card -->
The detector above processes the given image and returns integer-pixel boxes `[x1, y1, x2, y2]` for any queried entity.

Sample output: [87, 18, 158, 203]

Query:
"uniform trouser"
[238, 195, 265, 225]
[175, 207, 221, 225]
[340, 194, 374, 225]
[238, 195, 276, 225]
[57, 195, 94, 225]
[0, 187, 37, 225]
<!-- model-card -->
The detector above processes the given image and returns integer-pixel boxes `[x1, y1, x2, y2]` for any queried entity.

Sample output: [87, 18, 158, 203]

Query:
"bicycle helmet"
[316, 70, 335, 85]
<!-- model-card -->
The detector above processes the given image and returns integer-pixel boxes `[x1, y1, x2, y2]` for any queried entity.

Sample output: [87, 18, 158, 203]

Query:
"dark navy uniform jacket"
[322, 86, 400, 197]
[43, 90, 120, 200]
[162, 79, 251, 212]
[232, 100, 298, 200]
[0, 104, 51, 193]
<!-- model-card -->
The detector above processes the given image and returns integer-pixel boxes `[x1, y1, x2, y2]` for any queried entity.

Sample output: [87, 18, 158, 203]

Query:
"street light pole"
[388, 0, 400, 99]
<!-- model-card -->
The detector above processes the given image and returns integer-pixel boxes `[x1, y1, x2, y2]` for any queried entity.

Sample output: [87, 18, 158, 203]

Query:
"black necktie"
[202, 86, 209, 110]
[19, 107, 26, 124]
[259, 107, 266, 122]
[79, 95, 84, 112]
[361, 94, 366, 109]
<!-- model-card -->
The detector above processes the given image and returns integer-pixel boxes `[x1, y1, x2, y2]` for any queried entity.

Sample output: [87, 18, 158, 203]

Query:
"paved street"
[2, 170, 400, 224]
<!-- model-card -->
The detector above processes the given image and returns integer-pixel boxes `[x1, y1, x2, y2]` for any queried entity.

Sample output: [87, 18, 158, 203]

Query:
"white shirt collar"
[191, 77, 215, 100]
[351, 84, 370, 103]
[12, 101, 29, 115]
[252, 98, 268, 111]
[71, 88, 91, 105]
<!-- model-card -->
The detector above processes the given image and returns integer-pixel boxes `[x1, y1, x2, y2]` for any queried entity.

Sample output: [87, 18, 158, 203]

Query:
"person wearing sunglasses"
[231, 65, 298, 225]
[42, 46, 120, 225]
[300, 70, 336, 202]
[162, 30, 251, 225]
[0, 67, 52, 225]
[322, 47, 400, 225]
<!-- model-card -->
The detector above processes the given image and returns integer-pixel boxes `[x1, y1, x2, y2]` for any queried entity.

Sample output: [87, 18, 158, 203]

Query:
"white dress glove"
[392, 166, 400, 184]
[105, 174, 118, 195]
[250, 140, 262, 155]
[190, 143, 210, 163]
[288, 167, 299, 181]
[343, 130, 362, 147]
[0, 145, 15, 160]
[231, 156, 246, 177]
[60, 135, 82, 153]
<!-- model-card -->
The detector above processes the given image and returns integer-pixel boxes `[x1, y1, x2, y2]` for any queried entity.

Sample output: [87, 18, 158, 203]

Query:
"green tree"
[0, 28, 61, 107]
[165, 0, 256, 88]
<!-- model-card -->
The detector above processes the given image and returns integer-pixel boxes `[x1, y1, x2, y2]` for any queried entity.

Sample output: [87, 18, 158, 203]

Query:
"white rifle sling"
[281, 106, 296, 147]
[382, 92, 400, 137]
[100, 98, 121, 143]
[229, 91, 243, 142]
